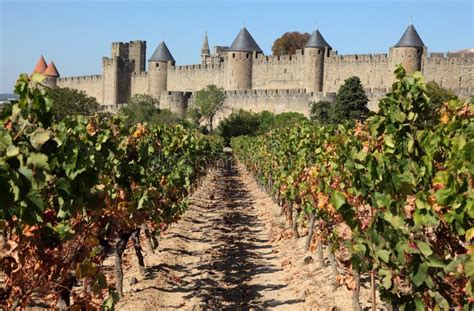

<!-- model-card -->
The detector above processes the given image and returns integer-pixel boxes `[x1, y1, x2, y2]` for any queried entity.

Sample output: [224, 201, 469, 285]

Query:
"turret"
[43, 61, 60, 88]
[147, 41, 175, 98]
[390, 23, 425, 74]
[225, 27, 262, 90]
[201, 32, 210, 65]
[32, 55, 47, 76]
[304, 29, 331, 92]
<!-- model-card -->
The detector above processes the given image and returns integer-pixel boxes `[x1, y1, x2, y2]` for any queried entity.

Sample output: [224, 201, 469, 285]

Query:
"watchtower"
[390, 23, 425, 74]
[304, 29, 331, 93]
[147, 41, 175, 98]
[225, 27, 262, 90]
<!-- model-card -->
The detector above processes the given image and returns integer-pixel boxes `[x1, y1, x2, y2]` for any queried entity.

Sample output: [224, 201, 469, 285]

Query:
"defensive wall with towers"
[34, 24, 473, 120]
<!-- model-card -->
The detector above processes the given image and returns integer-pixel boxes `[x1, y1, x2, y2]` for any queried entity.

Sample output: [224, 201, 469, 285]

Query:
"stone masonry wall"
[167, 64, 224, 91]
[131, 72, 148, 96]
[323, 52, 391, 93]
[423, 52, 474, 98]
[252, 51, 305, 89]
[57, 74, 103, 102]
[188, 89, 336, 124]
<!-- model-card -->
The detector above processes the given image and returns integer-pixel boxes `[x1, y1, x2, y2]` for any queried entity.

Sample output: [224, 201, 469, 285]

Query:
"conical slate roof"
[305, 29, 332, 49]
[229, 27, 263, 53]
[32, 55, 48, 74]
[394, 24, 425, 48]
[44, 61, 60, 77]
[149, 41, 175, 62]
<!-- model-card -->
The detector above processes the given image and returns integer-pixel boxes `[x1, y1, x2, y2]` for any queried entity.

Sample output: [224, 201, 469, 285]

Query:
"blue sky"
[1, 0, 473, 93]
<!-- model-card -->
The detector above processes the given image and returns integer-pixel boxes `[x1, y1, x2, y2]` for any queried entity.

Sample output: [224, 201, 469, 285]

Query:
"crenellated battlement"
[253, 51, 304, 65]
[425, 52, 474, 64]
[327, 53, 389, 64]
[58, 74, 102, 82]
[169, 64, 224, 71]
[132, 71, 148, 77]
[221, 88, 337, 98]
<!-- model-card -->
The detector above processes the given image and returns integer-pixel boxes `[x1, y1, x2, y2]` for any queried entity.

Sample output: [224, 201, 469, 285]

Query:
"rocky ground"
[107, 163, 385, 310]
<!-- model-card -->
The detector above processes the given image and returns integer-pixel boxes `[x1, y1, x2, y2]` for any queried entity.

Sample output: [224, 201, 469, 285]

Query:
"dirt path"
[115, 165, 303, 310]
[113, 163, 381, 310]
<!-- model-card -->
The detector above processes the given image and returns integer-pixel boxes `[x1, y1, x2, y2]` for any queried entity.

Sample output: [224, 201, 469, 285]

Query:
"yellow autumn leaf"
[440, 112, 450, 124]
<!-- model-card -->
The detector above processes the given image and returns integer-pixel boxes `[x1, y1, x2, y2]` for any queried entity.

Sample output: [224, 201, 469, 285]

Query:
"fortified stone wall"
[187, 88, 336, 124]
[167, 64, 224, 91]
[324, 52, 391, 93]
[252, 51, 305, 89]
[131, 72, 148, 96]
[57, 74, 103, 102]
[423, 52, 474, 97]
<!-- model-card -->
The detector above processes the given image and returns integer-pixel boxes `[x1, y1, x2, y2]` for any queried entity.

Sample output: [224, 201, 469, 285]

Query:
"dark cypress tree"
[333, 76, 369, 122]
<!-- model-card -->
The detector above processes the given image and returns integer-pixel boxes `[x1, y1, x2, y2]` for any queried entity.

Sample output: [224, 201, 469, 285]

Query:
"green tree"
[188, 84, 225, 132]
[309, 100, 334, 124]
[120, 94, 185, 127]
[217, 110, 309, 144]
[268, 112, 309, 130]
[217, 109, 261, 144]
[120, 94, 159, 126]
[424, 81, 458, 124]
[272, 31, 310, 56]
[48, 87, 100, 120]
[333, 76, 369, 122]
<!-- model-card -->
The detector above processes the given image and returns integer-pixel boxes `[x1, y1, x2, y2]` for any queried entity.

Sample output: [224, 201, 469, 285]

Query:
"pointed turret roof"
[32, 55, 48, 74]
[43, 61, 60, 77]
[229, 27, 263, 53]
[149, 41, 175, 62]
[202, 32, 210, 52]
[305, 29, 332, 49]
[394, 24, 425, 48]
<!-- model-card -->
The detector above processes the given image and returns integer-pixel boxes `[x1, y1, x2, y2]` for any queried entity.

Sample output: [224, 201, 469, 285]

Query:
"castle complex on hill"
[33, 24, 473, 119]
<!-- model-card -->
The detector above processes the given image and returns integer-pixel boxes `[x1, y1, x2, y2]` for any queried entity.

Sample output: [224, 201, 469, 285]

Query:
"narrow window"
[232, 53, 235, 58]
[246, 53, 249, 58]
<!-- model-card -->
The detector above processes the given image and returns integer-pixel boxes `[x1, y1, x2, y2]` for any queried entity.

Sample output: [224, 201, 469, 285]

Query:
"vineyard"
[0, 74, 222, 308]
[0, 67, 473, 310]
[232, 67, 474, 309]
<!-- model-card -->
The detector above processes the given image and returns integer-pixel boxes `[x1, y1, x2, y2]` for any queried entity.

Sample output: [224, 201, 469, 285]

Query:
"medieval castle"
[34, 24, 473, 119]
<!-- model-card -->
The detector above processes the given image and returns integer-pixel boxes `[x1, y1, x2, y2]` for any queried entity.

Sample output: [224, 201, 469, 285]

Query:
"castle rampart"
[57, 74, 103, 102]
[167, 64, 224, 91]
[422, 52, 473, 97]
[324, 52, 391, 93]
[52, 25, 472, 121]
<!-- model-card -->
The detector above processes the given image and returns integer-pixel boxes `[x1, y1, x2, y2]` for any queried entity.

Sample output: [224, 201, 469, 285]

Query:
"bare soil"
[109, 163, 385, 311]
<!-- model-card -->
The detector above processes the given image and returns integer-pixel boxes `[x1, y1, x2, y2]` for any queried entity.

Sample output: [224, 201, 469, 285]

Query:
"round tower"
[225, 27, 263, 90]
[43, 61, 60, 88]
[390, 23, 425, 74]
[147, 41, 175, 98]
[160, 91, 188, 118]
[304, 29, 331, 93]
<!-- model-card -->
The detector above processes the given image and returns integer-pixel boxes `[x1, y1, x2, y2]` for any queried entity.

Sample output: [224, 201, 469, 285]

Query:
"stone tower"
[129, 40, 147, 73]
[102, 44, 133, 105]
[43, 61, 60, 88]
[201, 32, 210, 65]
[304, 29, 331, 92]
[390, 23, 425, 74]
[147, 41, 175, 98]
[32, 55, 48, 76]
[225, 27, 262, 90]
